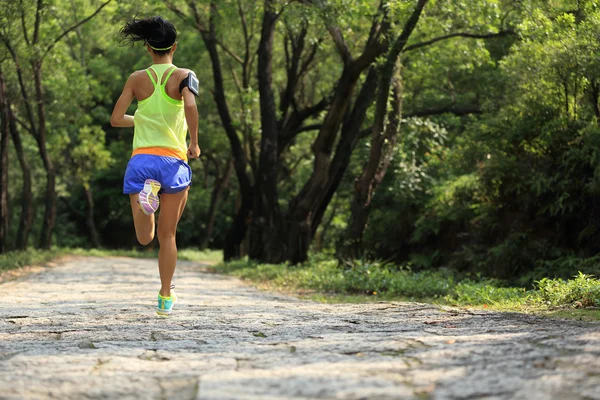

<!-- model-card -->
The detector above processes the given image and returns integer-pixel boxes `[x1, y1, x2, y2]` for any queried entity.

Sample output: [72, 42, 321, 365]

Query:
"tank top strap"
[160, 66, 178, 87]
[145, 68, 158, 87]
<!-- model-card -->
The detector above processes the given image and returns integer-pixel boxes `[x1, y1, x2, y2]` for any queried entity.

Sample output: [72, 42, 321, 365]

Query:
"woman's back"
[132, 64, 194, 160]
[132, 65, 191, 102]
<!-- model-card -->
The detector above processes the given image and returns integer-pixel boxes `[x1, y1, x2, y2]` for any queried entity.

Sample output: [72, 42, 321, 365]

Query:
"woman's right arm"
[110, 74, 136, 128]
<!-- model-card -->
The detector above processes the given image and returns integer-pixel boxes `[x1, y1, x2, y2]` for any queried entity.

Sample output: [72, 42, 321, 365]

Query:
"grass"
[0, 247, 223, 274]
[1, 248, 599, 321]
[0, 248, 65, 272]
[207, 257, 600, 321]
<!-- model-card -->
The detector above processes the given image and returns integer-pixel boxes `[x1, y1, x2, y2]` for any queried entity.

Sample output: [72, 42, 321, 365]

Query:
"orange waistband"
[132, 147, 187, 161]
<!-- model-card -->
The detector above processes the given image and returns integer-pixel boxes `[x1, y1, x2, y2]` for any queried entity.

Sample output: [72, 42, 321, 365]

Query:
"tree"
[167, 0, 391, 262]
[0, 67, 9, 253]
[339, 0, 428, 260]
[0, 0, 111, 249]
[199, 156, 233, 249]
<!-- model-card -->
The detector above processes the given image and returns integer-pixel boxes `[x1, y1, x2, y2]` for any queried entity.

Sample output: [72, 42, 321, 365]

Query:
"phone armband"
[179, 72, 199, 96]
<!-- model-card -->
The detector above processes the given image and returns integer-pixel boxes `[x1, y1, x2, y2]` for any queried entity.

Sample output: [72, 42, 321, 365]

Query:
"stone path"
[0, 257, 599, 400]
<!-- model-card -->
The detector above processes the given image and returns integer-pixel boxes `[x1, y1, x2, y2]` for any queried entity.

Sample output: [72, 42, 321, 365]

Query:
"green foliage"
[213, 255, 600, 318]
[0, 249, 64, 272]
[3, 0, 600, 290]
[218, 257, 455, 299]
[358, 1, 600, 283]
[535, 272, 600, 307]
[449, 280, 528, 306]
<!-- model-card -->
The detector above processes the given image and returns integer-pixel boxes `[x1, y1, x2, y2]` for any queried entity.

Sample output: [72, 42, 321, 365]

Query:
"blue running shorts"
[123, 154, 192, 195]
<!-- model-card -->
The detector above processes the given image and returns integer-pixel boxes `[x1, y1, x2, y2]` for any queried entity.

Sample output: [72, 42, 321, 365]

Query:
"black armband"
[179, 72, 199, 96]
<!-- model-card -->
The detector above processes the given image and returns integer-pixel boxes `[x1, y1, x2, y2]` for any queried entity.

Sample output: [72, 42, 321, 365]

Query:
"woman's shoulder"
[175, 66, 194, 73]
[128, 69, 150, 81]
[173, 67, 197, 81]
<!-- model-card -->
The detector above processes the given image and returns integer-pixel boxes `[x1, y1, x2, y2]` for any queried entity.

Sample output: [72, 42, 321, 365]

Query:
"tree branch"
[216, 39, 244, 65]
[33, 0, 42, 44]
[186, 0, 204, 29]
[328, 26, 353, 65]
[357, 104, 483, 140]
[238, 0, 252, 86]
[296, 96, 329, 122]
[298, 38, 321, 80]
[293, 123, 322, 135]
[403, 30, 516, 52]
[43, 0, 112, 59]
[19, 0, 30, 45]
[0, 34, 38, 139]
[351, 3, 391, 75]
[405, 104, 482, 118]
[165, 1, 199, 29]
[14, 114, 33, 134]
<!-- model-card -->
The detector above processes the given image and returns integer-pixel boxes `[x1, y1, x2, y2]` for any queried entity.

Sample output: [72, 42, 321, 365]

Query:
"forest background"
[2, 0, 600, 310]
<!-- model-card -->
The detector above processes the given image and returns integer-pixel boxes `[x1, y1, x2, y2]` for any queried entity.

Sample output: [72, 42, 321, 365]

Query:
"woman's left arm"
[110, 74, 136, 128]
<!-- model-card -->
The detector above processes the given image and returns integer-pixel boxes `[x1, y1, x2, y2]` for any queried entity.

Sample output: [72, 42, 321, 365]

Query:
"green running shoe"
[156, 285, 177, 316]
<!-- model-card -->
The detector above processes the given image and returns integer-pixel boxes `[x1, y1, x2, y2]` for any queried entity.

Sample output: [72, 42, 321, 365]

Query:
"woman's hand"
[187, 144, 201, 159]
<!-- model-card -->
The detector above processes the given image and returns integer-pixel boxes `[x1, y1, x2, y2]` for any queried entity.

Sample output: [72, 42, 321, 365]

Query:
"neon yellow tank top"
[133, 64, 187, 160]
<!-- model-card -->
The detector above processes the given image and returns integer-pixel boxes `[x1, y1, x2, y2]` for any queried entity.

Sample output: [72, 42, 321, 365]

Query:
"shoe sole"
[139, 179, 161, 215]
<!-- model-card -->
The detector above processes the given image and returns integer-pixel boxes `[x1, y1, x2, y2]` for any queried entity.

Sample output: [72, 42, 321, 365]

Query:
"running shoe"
[139, 179, 161, 215]
[156, 285, 177, 316]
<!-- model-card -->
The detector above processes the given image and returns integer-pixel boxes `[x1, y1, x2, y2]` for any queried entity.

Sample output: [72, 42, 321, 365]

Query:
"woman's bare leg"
[157, 188, 188, 297]
[129, 194, 155, 245]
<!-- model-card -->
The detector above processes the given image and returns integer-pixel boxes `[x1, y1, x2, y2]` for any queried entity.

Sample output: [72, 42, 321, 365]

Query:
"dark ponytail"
[119, 16, 177, 55]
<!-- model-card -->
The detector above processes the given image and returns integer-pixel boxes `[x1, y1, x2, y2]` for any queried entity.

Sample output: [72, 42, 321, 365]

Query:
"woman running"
[110, 16, 200, 316]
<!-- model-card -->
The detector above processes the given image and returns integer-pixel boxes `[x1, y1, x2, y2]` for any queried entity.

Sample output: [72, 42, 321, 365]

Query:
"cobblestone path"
[0, 257, 599, 399]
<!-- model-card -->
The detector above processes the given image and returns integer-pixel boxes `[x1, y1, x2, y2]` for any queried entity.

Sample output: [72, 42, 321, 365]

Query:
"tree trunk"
[281, 3, 394, 264]
[8, 110, 33, 251]
[200, 158, 233, 249]
[339, 0, 428, 260]
[0, 70, 9, 253]
[564, 81, 570, 117]
[283, 65, 367, 264]
[283, 68, 381, 264]
[199, 2, 253, 259]
[310, 68, 380, 236]
[313, 200, 339, 252]
[224, 196, 252, 261]
[590, 80, 600, 125]
[249, 0, 282, 262]
[339, 79, 403, 259]
[83, 185, 101, 248]
[32, 63, 56, 249]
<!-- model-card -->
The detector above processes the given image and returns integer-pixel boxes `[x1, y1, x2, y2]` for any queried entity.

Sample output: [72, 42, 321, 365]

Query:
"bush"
[449, 279, 527, 306]
[215, 257, 600, 313]
[534, 272, 600, 308]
